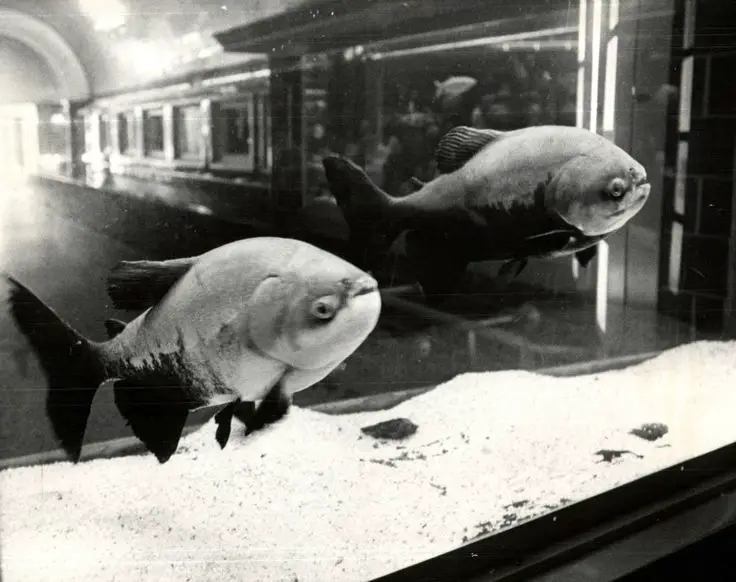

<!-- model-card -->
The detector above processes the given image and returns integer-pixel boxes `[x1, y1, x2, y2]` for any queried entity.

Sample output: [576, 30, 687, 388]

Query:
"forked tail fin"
[322, 154, 401, 262]
[4, 276, 107, 462]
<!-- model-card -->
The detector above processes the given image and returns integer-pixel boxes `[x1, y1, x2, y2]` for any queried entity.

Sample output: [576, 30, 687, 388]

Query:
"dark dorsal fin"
[435, 126, 505, 174]
[107, 257, 198, 312]
[104, 318, 127, 339]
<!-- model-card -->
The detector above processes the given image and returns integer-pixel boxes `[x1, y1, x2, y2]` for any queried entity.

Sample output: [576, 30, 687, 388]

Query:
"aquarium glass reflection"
[1, 1, 736, 581]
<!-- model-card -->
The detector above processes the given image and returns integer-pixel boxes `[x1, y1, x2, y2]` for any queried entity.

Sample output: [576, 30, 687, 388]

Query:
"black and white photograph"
[0, 0, 735, 580]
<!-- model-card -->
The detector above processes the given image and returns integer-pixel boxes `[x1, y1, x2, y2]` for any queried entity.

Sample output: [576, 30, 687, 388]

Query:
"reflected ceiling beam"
[0, 8, 90, 101]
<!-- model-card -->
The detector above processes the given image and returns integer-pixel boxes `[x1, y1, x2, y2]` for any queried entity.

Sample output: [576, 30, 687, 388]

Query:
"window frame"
[115, 110, 137, 157]
[142, 107, 166, 159]
[211, 92, 269, 174]
[172, 103, 204, 163]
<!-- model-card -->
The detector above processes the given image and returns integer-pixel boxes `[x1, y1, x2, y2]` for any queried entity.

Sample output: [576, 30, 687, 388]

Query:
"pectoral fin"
[244, 380, 292, 437]
[214, 399, 256, 449]
[575, 245, 598, 268]
[214, 402, 236, 449]
[107, 256, 198, 311]
[435, 126, 505, 174]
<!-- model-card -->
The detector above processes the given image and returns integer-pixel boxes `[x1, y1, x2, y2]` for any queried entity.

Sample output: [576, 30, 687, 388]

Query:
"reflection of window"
[143, 109, 165, 156]
[213, 96, 256, 172]
[38, 113, 67, 156]
[211, 92, 270, 173]
[99, 113, 109, 152]
[174, 105, 201, 160]
[221, 102, 252, 156]
[117, 111, 136, 155]
[84, 115, 96, 151]
[255, 93, 272, 172]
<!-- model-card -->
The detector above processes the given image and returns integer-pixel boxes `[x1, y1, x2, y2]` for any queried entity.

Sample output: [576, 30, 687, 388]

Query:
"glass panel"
[117, 111, 136, 155]
[142, 108, 165, 156]
[99, 113, 109, 153]
[213, 97, 256, 171]
[302, 54, 333, 204]
[83, 115, 97, 152]
[173, 105, 202, 160]
[37, 110, 68, 157]
[7, 4, 736, 582]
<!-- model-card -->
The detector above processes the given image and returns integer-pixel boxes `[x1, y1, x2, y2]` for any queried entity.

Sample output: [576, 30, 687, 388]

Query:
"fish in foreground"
[4, 237, 381, 464]
[323, 124, 651, 293]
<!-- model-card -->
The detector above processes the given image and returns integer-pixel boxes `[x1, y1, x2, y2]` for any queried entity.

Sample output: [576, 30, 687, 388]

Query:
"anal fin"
[214, 402, 236, 449]
[113, 378, 199, 463]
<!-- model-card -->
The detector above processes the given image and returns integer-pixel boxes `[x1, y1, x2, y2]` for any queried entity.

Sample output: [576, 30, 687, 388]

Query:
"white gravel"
[2, 340, 734, 582]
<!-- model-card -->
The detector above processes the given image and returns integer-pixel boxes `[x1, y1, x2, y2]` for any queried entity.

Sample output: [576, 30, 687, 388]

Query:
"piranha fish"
[4, 237, 381, 464]
[322, 124, 650, 294]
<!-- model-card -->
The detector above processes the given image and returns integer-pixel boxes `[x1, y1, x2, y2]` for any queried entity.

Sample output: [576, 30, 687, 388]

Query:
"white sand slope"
[2, 340, 735, 582]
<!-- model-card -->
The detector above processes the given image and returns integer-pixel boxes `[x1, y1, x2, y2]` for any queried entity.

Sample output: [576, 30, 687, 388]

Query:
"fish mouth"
[610, 186, 650, 218]
[610, 207, 630, 218]
[350, 275, 379, 297]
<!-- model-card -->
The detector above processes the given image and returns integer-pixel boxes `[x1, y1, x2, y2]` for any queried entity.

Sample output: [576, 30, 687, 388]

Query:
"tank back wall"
[35, 0, 689, 348]
[659, 0, 736, 338]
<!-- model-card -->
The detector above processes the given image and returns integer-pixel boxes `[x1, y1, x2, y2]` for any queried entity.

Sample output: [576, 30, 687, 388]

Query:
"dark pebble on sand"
[629, 422, 669, 441]
[361, 418, 419, 440]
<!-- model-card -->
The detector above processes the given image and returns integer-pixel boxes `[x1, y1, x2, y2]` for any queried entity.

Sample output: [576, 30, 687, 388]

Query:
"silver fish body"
[5, 237, 381, 463]
[322, 124, 650, 291]
[104, 237, 380, 402]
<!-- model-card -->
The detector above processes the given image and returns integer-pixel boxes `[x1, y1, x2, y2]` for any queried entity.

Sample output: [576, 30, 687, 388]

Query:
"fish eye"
[609, 178, 628, 199]
[310, 296, 339, 320]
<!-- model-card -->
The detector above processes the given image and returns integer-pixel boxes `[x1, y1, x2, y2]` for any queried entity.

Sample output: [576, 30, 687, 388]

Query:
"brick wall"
[658, 0, 736, 336]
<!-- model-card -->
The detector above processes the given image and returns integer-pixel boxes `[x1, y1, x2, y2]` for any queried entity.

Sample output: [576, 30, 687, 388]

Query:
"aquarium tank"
[1, 0, 735, 581]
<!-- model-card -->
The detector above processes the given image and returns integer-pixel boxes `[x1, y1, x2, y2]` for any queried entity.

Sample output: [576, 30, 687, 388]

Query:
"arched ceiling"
[0, 6, 90, 101]
[0, 37, 62, 103]
[0, 0, 307, 101]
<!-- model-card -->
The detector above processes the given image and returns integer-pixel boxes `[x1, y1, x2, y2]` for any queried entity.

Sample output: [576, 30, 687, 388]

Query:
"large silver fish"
[323, 125, 651, 294]
[5, 237, 381, 464]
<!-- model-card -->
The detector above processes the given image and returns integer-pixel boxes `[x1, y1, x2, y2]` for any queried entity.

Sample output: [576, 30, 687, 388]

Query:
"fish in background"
[322, 124, 650, 296]
[4, 237, 381, 464]
[433, 76, 479, 110]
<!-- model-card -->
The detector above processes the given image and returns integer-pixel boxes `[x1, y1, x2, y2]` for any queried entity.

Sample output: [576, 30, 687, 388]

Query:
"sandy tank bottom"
[2, 340, 735, 582]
